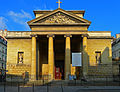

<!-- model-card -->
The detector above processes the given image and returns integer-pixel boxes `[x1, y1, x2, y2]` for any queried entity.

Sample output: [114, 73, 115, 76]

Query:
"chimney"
[116, 34, 120, 39]
[4, 29, 7, 32]
[0, 30, 3, 36]
[4, 29, 7, 36]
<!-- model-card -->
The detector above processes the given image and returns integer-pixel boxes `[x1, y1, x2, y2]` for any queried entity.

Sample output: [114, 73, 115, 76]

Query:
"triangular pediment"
[28, 8, 91, 25]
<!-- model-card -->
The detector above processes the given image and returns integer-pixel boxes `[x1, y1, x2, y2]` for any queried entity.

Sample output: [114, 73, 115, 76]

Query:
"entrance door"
[55, 67, 61, 79]
[55, 60, 64, 80]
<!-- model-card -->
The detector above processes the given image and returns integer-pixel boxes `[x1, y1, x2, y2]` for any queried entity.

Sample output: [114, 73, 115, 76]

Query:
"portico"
[30, 34, 88, 80]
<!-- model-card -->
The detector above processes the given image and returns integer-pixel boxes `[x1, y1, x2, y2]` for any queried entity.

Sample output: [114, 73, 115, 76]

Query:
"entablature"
[5, 31, 112, 39]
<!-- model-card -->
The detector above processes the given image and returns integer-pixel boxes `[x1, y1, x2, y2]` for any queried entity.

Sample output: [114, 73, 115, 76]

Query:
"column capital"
[47, 34, 55, 38]
[30, 34, 38, 38]
[64, 34, 72, 38]
[81, 34, 88, 38]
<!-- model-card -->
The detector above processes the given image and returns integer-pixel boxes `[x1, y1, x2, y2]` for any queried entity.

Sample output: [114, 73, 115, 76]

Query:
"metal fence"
[0, 75, 120, 92]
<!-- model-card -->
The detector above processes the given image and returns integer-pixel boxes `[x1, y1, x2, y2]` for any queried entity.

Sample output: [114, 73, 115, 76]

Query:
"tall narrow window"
[2, 63, 3, 69]
[5, 56, 7, 62]
[0, 45, 1, 52]
[0, 53, 1, 60]
[2, 55, 4, 61]
[2, 47, 4, 53]
[95, 51, 101, 64]
[5, 49, 7, 54]
[119, 51, 120, 58]
[18, 52, 24, 64]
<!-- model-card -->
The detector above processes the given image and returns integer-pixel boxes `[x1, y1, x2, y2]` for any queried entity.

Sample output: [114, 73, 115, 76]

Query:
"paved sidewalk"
[0, 85, 120, 92]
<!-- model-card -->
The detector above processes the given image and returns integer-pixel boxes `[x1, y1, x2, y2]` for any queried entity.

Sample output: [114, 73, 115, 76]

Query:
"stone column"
[64, 34, 72, 80]
[47, 34, 55, 80]
[82, 34, 88, 77]
[31, 34, 37, 81]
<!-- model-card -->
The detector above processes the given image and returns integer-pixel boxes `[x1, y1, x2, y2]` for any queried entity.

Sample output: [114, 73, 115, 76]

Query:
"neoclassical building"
[0, 8, 113, 81]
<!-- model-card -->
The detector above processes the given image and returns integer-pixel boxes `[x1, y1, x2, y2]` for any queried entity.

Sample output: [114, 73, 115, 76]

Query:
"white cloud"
[8, 10, 32, 30]
[9, 10, 32, 19]
[0, 17, 8, 30]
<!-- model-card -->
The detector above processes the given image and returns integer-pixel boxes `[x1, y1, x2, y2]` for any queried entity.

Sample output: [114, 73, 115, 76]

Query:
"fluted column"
[82, 34, 88, 77]
[47, 34, 55, 80]
[64, 34, 72, 80]
[31, 34, 37, 81]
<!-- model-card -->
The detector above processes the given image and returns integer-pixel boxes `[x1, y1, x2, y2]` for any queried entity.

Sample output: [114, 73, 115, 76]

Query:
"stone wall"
[87, 39, 112, 76]
[6, 39, 32, 81]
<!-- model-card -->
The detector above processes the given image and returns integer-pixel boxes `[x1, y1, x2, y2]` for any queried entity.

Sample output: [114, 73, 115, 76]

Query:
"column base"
[65, 72, 70, 80]
[48, 74, 54, 81]
[30, 75, 36, 81]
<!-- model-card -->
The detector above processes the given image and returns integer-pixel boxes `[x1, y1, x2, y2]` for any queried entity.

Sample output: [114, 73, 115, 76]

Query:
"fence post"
[32, 83, 34, 92]
[106, 76, 107, 86]
[75, 79, 76, 86]
[11, 75, 12, 86]
[43, 79, 44, 85]
[81, 79, 82, 86]
[18, 82, 20, 92]
[93, 76, 95, 86]
[61, 83, 63, 92]
[47, 83, 49, 92]
[4, 82, 6, 92]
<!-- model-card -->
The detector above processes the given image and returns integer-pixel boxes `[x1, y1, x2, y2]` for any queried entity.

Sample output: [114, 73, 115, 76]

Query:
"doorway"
[54, 35, 65, 80]
[55, 60, 64, 80]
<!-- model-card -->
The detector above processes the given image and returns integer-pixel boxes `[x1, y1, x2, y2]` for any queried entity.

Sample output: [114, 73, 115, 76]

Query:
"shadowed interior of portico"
[36, 35, 83, 80]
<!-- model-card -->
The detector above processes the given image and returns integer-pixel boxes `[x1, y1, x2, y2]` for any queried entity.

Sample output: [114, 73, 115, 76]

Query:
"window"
[95, 51, 101, 64]
[114, 53, 116, 58]
[5, 49, 7, 54]
[2, 63, 3, 69]
[0, 45, 1, 52]
[2, 47, 4, 53]
[0, 53, 1, 60]
[119, 51, 120, 58]
[2, 55, 4, 61]
[5, 56, 7, 62]
[18, 52, 24, 64]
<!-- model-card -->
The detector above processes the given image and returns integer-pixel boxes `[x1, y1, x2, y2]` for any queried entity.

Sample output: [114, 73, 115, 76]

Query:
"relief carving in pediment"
[42, 12, 76, 24]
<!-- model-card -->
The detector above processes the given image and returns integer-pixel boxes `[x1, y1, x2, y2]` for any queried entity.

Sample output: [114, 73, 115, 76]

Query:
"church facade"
[2, 8, 113, 81]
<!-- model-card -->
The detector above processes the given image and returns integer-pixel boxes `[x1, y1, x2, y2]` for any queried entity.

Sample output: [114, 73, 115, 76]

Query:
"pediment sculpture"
[43, 12, 76, 24]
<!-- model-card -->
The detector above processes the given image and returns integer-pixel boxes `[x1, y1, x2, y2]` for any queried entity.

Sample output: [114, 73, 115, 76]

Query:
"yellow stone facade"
[2, 8, 113, 81]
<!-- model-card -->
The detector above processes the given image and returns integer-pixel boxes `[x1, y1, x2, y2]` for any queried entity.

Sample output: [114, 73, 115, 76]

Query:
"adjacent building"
[0, 32, 7, 81]
[112, 34, 120, 60]
[112, 34, 120, 76]
[0, 8, 113, 81]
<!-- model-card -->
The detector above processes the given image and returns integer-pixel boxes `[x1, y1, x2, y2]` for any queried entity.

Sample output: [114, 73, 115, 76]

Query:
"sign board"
[72, 53, 82, 66]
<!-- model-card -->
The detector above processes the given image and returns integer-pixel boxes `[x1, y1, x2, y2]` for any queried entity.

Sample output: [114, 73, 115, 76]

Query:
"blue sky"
[0, 0, 120, 37]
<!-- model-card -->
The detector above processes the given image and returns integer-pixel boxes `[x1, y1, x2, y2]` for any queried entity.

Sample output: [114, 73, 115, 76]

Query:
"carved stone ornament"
[18, 52, 24, 64]
[43, 12, 76, 24]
